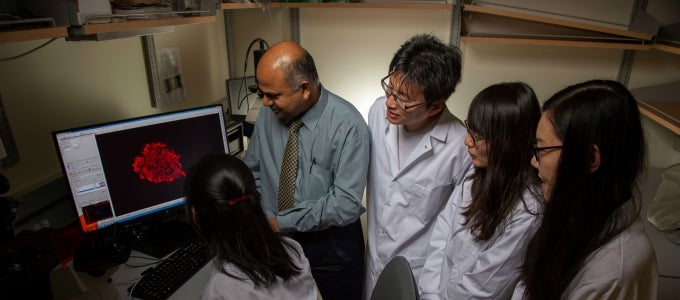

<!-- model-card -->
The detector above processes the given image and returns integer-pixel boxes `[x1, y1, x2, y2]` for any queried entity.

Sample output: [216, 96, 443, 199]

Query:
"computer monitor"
[53, 105, 228, 235]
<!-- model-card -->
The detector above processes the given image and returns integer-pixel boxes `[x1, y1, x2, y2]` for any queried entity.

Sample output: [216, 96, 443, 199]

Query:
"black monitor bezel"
[52, 104, 228, 236]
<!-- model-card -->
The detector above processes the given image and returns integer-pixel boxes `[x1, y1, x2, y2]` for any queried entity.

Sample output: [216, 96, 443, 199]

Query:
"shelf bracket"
[291, 8, 300, 44]
[631, 0, 648, 22]
[450, 0, 463, 47]
[0, 93, 20, 167]
[141, 35, 163, 107]
[224, 10, 238, 78]
[617, 49, 635, 87]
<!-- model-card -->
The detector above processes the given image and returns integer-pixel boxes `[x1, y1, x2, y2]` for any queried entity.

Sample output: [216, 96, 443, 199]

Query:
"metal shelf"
[221, 2, 453, 10]
[79, 15, 216, 35]
[631, 81, 680, 136]
[461, 4, 654, 50]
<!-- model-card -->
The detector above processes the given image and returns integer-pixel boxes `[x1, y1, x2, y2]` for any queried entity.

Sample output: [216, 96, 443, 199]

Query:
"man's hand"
[268, 217, 280, 232]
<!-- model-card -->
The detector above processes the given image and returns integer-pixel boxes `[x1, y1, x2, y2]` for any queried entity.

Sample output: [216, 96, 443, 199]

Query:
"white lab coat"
[419, 171, 543, 300]
[365, 97, 472, 299]
[511, 219, 658, 300]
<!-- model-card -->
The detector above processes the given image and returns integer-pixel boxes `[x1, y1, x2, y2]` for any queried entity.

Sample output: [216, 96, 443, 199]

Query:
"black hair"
[463, 82, 542, 241]
[184, 153, 301, 287]
[520, 80, 647, 299]
[284, 47, 320, 91]
[388, 33, 462, 104]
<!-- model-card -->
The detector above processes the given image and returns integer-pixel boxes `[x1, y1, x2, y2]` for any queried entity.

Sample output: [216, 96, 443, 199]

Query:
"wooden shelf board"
[638, 103, 680, 135]
[631, 81, 680, 135]
[221, 2, 452, 10]
[82, 16, 216, 34]
[461, 36, 651, 50]
[464, 4, 653, 41]
[652, 43, 680, 55]
[0, 27, 68, 44]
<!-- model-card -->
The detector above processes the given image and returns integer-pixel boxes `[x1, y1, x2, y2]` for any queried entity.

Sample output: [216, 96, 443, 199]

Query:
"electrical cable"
[237, 38, 268, 110]
[237, 91, 258, 118]
[0, 13, 21, 20]
[128, 278, 140, 300]
[0, 38, 58, 62]
[124, 256, 162, 268]
[239, 91, 258, 108]
[236, 38, 269, 111]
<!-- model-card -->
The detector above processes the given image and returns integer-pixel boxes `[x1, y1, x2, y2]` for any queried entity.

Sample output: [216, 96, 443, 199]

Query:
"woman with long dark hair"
[184, 153, 317, 299]
[419, 82, 543, 299]
[514, 80, 658, 299]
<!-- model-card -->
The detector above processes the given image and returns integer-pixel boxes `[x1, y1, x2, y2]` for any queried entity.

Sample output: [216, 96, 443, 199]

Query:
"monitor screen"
[53, 105, 228, 234]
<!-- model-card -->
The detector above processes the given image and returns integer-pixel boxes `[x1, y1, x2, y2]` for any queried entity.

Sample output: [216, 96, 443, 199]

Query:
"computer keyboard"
[130, 239, 212, 300]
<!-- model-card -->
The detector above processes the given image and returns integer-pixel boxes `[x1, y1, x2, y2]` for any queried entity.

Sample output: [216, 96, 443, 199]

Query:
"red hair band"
[227, 194, 249, 206]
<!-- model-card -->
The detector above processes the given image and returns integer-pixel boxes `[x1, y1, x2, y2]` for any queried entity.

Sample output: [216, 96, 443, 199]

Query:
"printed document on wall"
[157, 47, 186, 107]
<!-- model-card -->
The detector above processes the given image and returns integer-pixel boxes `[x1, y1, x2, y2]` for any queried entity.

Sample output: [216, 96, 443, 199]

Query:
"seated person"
[419, 82, 543, 299]
[514, 80, 658, 299]
[184, 153, 318, 300]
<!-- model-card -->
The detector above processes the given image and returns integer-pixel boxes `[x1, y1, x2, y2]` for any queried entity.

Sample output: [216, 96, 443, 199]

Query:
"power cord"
[236, 38, 269, 111]
[0, 38, 58, 62]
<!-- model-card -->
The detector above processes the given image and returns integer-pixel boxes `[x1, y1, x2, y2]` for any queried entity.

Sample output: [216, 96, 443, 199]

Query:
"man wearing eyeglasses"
[364, 34, 472, 299]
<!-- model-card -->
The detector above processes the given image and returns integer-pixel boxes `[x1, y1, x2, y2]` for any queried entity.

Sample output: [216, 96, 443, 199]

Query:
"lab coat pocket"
[404, 183, 454, 224]
[446, 238, 480, 278]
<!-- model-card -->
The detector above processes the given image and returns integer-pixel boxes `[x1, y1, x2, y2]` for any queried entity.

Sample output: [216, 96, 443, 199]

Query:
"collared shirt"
[365, 96, 472, 299]
[419, 169, 543, 300]
[512, 219, 659, 300]
[244, 85, 370, 232]
[200, 237, 318, 300]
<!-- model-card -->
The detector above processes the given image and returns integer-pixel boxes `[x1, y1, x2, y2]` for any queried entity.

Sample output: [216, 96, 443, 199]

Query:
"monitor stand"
[129, 219, 198, 259]
[73, 230, 132, 277]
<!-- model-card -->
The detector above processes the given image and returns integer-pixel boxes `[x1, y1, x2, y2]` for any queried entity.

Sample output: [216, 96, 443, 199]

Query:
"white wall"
[225, 8, 292, 78]
[300, 8, 452, 120]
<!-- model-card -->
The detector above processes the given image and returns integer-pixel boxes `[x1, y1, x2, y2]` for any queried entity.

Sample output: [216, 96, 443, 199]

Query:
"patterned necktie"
[278, 119, 303, 211]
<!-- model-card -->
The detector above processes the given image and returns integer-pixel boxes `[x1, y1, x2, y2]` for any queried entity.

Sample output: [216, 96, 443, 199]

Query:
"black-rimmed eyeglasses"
[381, 75, 427, 111]
[464, 120, 485, 144]
[533, 145, 563, 162]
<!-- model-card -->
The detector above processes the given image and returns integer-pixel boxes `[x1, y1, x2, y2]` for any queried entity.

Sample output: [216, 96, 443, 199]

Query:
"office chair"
[370, 256, 420, 300]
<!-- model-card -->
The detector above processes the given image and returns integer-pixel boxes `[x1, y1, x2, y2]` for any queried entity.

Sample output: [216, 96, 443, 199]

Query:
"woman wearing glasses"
[419, 82, 543, 299]
[513, 80, 658, 299]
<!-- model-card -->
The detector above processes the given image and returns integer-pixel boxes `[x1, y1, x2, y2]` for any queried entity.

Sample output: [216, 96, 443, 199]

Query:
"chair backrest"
[370, 256, 420, 300]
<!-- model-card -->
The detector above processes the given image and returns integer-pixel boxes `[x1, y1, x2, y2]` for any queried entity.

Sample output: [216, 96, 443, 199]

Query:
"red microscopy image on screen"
[132, 142, 186, 183]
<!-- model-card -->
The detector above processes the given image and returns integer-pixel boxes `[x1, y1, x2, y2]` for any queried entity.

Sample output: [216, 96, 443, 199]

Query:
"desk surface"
[50, 248, 212, 300]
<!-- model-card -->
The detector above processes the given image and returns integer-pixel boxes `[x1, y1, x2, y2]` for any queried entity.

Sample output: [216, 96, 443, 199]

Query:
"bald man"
[243, 41, 369, 300]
